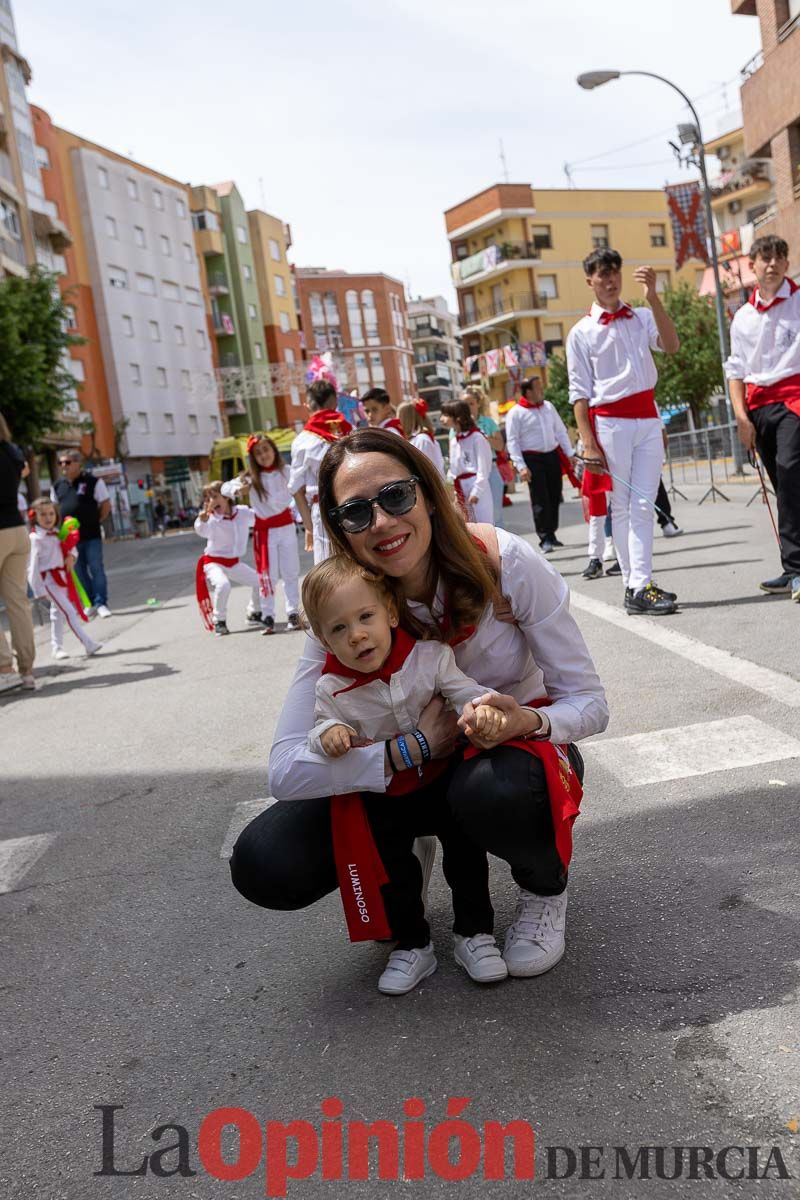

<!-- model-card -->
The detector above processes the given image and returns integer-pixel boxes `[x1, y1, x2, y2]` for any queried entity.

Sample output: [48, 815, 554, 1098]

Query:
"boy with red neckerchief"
[727, 234, 800, 602]
[567, 248, 680, 615]
[361, 386, 405, 436]
[287, 380, 352, 563]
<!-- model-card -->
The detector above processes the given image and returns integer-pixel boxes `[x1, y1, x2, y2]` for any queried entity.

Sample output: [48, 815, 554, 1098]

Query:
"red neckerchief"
[748, 277, 799, 313]
[258, 462, 283, 473]
[598, 304, 634, 326]
[516, 397, 545, 410]
[380, 416, 406, 436]
[456, 428, 482, 441]
[304, 408, 353, 443]
[322, 626, 416, 696]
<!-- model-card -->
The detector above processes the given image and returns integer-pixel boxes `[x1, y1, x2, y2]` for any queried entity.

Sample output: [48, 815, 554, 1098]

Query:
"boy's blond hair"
[301, 556, 398, 639]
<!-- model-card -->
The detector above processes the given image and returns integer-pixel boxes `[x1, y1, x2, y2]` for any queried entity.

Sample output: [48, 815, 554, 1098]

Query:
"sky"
[19, 0, 760, 308]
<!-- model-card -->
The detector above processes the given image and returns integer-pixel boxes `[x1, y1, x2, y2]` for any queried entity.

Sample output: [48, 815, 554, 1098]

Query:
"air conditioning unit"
[718, 146, 731, 161]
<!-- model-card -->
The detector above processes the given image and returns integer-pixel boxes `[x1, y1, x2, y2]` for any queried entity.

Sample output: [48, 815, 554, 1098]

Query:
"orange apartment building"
[295, 269, 414, 404]
[247, 209, 306, 425]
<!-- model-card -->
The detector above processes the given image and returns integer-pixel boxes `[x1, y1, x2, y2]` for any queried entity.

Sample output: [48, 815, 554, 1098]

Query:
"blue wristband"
[411, 729, 431, 762]
[396, 735, 414, 770]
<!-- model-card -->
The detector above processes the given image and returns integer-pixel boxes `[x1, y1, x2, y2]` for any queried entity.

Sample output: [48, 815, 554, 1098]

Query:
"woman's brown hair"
[317, 428, 499, 640]
[441, 399, 476, 433]
[247, 434, 285, 502]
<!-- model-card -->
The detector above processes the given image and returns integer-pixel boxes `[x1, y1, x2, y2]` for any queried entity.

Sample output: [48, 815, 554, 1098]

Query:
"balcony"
[207, 270, 229, 296]
[0, 229, 26, 271]
[196, 226, 224, 257]
[740, 48, 763, 80]
[452, 240, 540, 286]
[213, 313, 236, 338]
[412, 323, 445, 339]
[459, 290, 548, 335]
[709, 162, 772, 206]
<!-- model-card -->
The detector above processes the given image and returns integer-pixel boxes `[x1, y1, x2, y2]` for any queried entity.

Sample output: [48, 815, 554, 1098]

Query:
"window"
[175, 325, 185, 344]
[655, 270, 671, 293]
[191, 210, 219, 232]
[162, 280, 180, 301]
[65, 305, 78, 331]
[196, 329, 206, 349]
[0, 197, 21, 239]
[108, 265, 129, 290]
[35, 144, 51, 170]
[136, 273, 156, 296]
[130, 363, 142, 385]
[157, 367, 168, 387]
[361, 289, 378, 344]
[69, 358, 85, 383]
[237, 225, 247, 244]
[248, 303, 257, 319]
[133, 225, 146, 248]
[284, 347, 296, 364]
[153, 189, 164, 211]
[164, 412, 175, 433]
[137, 411, 149, 433]
[122, 315, 134, 337]
[269, 237, 281, 261]
[462, 293, 476, 324]
[185, 287, 201, 306]
[649, 223, 667, 248]
[254, 342, 264, 360]
[695, 267, 706, 287]
[274, 274, 286, 297]
[188, 414, 199, 434]
[160, 235, 171, 256]
[98, 166, 109, 190]
[127, 177, 139, 200]
[346, 289, 363, 345]
[290, 386, 301, 407]
[182, 243, 193, 263]
[105, 215, 118, 239]
[149, 320, 161, 341]
[533, 224, 552, 250]
[243, 264, 252, 282]
[537, 273, 558, 299]
[590, 224, 609, 249]
[176, 197, 187, 220]
[355, 352, 370, 385]
[181, 369, 191, 389]
[370, 351, 385, 383]
[279, 311, 291, 333]
[542, 321, 563, 343]
[210, 415, 220, 434]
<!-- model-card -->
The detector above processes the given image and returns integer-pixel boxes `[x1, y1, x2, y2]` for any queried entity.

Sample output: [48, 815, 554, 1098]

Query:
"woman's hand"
[467, 493, 479, 506]
[459, 692, 542, 750]
[417, 694, 459, 760]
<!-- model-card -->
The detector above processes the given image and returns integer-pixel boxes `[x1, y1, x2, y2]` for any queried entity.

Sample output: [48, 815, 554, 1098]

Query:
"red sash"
[304, 409, 353, 443]
[557, 447, 580, 489]
[463, 697, 583, 869]
[45, 565, 88, 623]
[580, 390, 656, 519]
[746, 373, 800, 417]
[453, 472, 476, 515]
[196, 554, 238, 631]
[592, 388, 658, 420]
[253, 509, 294, 597]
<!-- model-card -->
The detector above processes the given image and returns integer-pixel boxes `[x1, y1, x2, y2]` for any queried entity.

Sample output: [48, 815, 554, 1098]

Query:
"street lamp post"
[577, 70, 734, 438]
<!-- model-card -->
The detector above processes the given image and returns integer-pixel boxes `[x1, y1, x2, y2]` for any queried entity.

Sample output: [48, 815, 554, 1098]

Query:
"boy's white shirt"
[308, 639, 487, 755]
[193, 505, 255, 559]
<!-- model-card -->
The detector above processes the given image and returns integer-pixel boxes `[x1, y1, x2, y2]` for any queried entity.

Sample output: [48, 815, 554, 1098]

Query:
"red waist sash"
[746, 373, 800, 417]
[463, 697, 583, 869]
[44, 565, 88, 623]
[253, 509, 294, 597]
[195, 554, 238, 631]
[592, 388, 658, 420]
[453, 472, 476, 515]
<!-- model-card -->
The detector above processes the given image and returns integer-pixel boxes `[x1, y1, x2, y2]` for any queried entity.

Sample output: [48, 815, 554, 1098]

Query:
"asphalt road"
[2, 483, 798, 1198]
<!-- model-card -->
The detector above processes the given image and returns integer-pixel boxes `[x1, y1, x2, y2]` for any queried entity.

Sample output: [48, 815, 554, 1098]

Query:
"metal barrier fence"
[665, 422, 755, 503]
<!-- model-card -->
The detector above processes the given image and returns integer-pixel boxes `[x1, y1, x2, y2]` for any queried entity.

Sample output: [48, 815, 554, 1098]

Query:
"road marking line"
[570, 590, 800, 708]
[220, 798, 276, 860]
[0, 834, 56, 895]
[584, 715, 800, 786]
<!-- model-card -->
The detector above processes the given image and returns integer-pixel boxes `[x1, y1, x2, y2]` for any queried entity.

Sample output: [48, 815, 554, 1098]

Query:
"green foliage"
[0, 267, 84, 448]
[542, 350, 573, 426]
[633, 282, 723, 423]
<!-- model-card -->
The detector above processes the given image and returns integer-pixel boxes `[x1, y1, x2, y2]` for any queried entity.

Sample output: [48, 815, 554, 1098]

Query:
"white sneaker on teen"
[96, 605, 112, 619]
[0, 672, 22, 693]
[378, 943, 437, 995]
[454, 934, 508, 983]
[85, 642, 104, 657]
[662, 522, 683, 538]
[413, 836, 437, 907]
[52, 648, 69, 660]
[503, 889, 568, 978]
[602, 537, 616, 562]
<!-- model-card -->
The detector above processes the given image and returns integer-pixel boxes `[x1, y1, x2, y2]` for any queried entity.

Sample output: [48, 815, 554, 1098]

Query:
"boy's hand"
[580, 439, 607, 474]
[199, 509, 210, 522]
[471, 703, 509, 740]
[65, 552, 76, 570]
[633, 265, 657, 302]
[304, 528, 314, 553]
[320, 725, 353, 757]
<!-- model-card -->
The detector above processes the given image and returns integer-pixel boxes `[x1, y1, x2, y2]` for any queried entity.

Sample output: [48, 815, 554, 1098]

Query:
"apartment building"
[295, 269, 414, 404]
[407, 296, 462, 412]
[732, 0, 800, 254]
[248, 208, 306, 425]
[444, 182, 703, 407]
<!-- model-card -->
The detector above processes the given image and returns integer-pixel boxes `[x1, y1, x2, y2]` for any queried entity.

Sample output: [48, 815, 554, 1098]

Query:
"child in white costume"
[441, 399, 494, 525]
[194, 482, 267, 636]
[27, 498, 102, 659]
[397, 401, 445, 477]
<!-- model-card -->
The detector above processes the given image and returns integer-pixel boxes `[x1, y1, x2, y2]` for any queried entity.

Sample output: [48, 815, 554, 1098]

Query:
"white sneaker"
[454, 934, 508, 983]
[503, 889, 568, 978]
[20, 674, 36, 691]
[662, 522, 683, 538]
[52, 648, 69, 660]
[413, 836, 437, 907]
[85, 642, 104, 657]
[378, 943, 437, 995]
[602, 537, 616, 562]
[96, 605, 112, 619]
[0, 672, 22, 693]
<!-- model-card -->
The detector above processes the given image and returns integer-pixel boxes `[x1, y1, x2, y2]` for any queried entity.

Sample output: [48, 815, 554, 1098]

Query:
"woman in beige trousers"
[0, 413, 36, 692]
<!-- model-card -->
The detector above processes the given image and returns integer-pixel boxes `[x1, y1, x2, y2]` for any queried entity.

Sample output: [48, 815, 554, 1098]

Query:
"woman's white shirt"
[410, 432, 445, 477]
[268, 527, 609, 801]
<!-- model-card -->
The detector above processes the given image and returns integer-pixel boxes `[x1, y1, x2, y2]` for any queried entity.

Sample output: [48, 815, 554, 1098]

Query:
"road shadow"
[7, 662, 179, 699]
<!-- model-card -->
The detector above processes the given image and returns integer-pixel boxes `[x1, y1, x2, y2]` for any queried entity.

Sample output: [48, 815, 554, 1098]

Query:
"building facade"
[247, 208, 306, 426]
[295, 269, 414, 404]
[444, 182, 703, 408]
[408, 296, 462, 413]
[732, 0, 800, 255]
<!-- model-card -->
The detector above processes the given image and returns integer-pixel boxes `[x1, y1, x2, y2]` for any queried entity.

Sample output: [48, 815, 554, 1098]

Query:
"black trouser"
[655, 479, 673, 528]
[522, 450, 562, 543]
[751, 403, 800, 575]
[229, 745, 584, 950]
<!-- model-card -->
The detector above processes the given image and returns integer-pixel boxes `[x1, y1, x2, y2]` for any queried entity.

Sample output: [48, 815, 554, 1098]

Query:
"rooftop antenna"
[563, 161, 575, 188]
[499, 138, 510, 183]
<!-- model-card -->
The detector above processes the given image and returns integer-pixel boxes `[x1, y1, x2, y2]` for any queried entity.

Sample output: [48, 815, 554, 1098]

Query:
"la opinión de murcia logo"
[94, 1102, 793, 1194]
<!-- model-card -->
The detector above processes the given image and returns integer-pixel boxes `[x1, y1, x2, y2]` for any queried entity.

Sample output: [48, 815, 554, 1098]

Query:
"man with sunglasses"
[51, 450, 112, 618]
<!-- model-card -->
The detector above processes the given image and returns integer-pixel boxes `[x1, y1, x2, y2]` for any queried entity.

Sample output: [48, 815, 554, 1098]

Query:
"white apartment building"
[408, 295, 463, 413]
[70, 147, 220, 465]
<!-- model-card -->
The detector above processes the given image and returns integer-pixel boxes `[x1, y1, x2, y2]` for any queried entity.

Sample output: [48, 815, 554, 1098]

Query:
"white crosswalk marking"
[220, 798, 276, 860]
[0, 834, 57, 895]
[584, 715, 800, 787]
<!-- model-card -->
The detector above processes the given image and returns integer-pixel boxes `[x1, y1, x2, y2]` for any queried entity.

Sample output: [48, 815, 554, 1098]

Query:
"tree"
[0, 267, 83, 457]
[634, 282, 724, 426]
[542, 350, 573, 426]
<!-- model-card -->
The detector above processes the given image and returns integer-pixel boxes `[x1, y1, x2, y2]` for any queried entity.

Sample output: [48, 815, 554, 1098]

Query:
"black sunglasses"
[329, 476, 420, 534]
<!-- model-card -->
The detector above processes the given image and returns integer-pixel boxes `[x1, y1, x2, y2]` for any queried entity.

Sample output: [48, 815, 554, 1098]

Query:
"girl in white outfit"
[194, 482, 266, 636]
[27, 498, 102, 659]
[441, 399, 494, 525]
[397, 401, 445, 477]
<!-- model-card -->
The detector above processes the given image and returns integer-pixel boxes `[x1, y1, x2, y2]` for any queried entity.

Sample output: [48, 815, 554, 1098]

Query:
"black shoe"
[624, 584, 677, 615]
[582, 557, 604, 580]
[649, 580, 678, 602]
[540, 540, 555, 555]
[759, 573, 792, 594]
[550, 537, 564, 548]
[246, 610, 264, 626]
[261, 616, 275, 636]
[287, 612, 302, 631]
[605, 559, 622, 576]
[213, 620, 229, 636]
